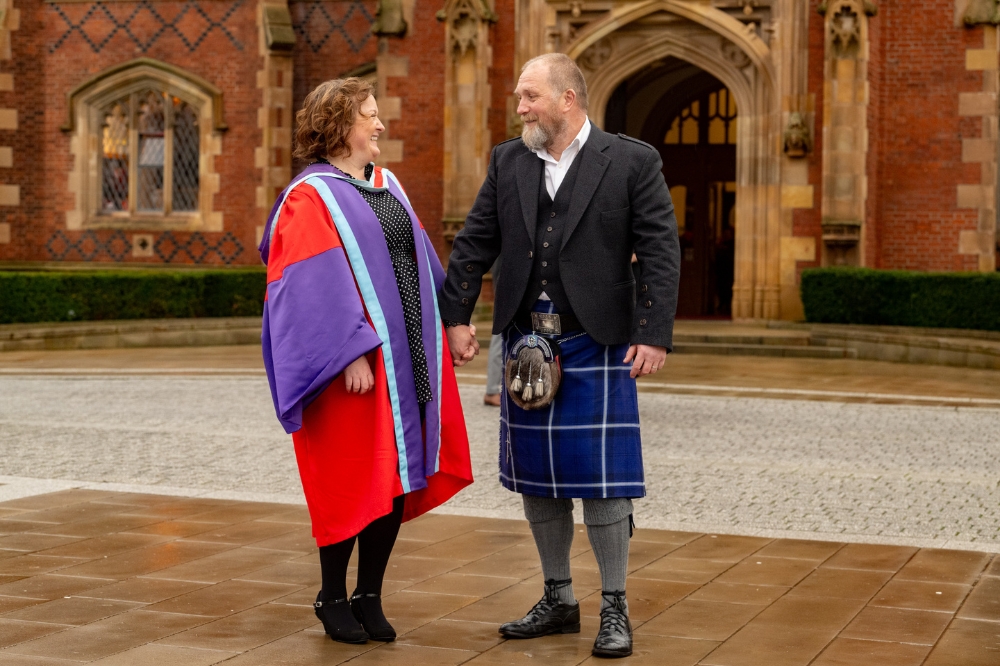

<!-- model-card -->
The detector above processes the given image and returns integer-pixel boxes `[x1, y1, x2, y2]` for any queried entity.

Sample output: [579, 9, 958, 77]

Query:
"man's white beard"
[521, 114, 566, 152]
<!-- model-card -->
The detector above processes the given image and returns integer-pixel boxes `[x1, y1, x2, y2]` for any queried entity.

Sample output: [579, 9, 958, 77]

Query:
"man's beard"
[521, 113, 566, 152]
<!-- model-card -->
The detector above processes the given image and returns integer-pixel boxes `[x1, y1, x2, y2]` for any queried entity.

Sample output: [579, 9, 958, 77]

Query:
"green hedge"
[801, 267, 1000, 332]
[0, 269, 266, 324]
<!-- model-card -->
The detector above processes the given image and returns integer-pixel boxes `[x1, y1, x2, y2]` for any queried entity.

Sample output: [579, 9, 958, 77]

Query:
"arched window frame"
[63, 58, 226, 231]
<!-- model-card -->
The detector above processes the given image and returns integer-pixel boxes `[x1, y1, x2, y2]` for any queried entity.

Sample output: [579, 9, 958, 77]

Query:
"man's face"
[515, 64, 566, 152]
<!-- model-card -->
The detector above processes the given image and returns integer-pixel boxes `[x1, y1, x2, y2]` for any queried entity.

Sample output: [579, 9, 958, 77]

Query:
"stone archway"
[521, 0, 785, 319]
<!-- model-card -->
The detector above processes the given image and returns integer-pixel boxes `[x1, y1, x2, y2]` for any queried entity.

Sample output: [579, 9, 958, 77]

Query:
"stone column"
[818, 0, 876, 267]
[255, 0, 295, 247]
[437, 0, 496, 252]
[0, 0, 19, 246]
[958, 4, 1000, 272]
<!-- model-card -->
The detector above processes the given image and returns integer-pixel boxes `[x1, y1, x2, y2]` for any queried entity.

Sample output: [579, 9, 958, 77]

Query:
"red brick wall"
[488, 0, 516, 148]
[0, 0, 44, 263]
[868, 0, 982, 271]
[3, 0, 261, 266]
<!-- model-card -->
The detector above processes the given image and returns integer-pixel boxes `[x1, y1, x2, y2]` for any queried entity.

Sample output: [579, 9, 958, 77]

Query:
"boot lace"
[526, 577, 573, 618]
[598, 590, 629, 636]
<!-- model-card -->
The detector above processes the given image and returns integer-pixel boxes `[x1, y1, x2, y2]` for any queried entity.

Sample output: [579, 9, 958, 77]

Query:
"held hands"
[446, 324, 480, 367]
[624, 344, 667, 379]
[344, 355, 375, 394]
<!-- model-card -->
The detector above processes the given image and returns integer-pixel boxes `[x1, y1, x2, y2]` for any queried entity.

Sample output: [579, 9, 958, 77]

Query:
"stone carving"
[818, 0, 876, 16]
[569, 0, 583, 18]
[579, 37, 612, 71]
[722, 40, 752, 69]
[783, 112, 812, 158]
[964, 0, 1000, 25]
[739, 0, 756, 15]
[829, 5, 861, 58]
[437, 0, 496, 54]
[372, 0, 407, 36]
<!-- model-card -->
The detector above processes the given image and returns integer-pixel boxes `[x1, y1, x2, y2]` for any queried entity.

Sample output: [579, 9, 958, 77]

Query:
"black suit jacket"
[439, 123, 681, 349]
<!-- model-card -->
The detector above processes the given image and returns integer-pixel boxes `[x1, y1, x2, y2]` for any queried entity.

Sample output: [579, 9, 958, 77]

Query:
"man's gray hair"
[522, 53, 589, 112]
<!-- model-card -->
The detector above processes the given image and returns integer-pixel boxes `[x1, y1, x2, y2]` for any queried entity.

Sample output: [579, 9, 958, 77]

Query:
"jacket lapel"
[562, 124, 611, 250]
[516, 150, 542, 245]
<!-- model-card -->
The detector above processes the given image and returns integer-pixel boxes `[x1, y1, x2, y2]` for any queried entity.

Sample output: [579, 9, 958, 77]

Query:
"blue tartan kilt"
[499, 302, 645, 499]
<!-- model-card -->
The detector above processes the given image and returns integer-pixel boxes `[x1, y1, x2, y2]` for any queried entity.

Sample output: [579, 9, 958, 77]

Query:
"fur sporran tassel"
[510, 358, 523, 393]
[535, 376, 544, 395]
[521, 362, 534, 402]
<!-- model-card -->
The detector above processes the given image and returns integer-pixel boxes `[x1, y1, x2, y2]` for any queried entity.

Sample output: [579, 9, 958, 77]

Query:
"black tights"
[319, 494, 405, 601]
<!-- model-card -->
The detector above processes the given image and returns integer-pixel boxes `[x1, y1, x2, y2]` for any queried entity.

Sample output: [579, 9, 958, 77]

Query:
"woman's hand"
[344, 355, 374, 394]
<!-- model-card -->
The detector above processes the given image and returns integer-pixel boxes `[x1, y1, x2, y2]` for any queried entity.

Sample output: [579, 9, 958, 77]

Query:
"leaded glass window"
[98, 88, 200, 216]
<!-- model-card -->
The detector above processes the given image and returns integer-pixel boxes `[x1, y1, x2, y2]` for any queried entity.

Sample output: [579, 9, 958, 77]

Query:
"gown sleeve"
[262, 184, 384, 434]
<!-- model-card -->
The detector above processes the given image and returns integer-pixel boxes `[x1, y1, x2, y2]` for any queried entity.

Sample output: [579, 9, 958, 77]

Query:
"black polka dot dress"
[345, 165, 433, 405]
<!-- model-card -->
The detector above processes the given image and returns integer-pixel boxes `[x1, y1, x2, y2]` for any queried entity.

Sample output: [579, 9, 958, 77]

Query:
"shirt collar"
[534, 119, 592, 164]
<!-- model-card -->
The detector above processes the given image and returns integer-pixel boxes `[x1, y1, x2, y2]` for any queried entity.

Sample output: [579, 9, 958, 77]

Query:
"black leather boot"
[592, 590, 632, 658]
[350, 592, 396, 642]
[314, 592, 369, 644]
[499, 578, 580, 638]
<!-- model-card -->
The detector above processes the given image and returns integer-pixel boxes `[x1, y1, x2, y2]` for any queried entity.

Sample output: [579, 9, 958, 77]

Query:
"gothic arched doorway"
[606, 60, 737, 318]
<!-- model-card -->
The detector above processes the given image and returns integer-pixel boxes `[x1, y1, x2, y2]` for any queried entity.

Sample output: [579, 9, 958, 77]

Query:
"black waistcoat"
[518, 153, 585, 315]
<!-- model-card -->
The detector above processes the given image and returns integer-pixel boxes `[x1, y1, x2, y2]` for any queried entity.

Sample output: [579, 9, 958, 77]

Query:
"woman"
[258, 78, 474, 644]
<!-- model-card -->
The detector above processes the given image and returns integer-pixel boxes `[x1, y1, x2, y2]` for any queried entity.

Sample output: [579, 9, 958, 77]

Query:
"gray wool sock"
[586, 515, 631, 610]
[527, 515, 577, 604]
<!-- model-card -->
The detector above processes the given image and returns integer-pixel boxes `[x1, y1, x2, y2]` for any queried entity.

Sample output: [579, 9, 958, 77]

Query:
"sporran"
[505, 334, 562, 410]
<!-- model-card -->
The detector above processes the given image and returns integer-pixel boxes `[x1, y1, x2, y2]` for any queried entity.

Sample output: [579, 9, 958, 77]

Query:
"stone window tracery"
[99, 89, 201, 217]
[64, 58, 225, 231]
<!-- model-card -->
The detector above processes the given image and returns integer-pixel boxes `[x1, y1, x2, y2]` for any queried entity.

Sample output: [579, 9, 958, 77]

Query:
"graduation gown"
[259, 163, 473, 547]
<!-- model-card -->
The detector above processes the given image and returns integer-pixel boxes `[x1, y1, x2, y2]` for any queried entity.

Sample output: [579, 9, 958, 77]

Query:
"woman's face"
[347, 95, 385, 164]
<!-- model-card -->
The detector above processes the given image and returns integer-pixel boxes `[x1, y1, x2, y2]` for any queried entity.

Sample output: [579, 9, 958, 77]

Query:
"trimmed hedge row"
[801, 267, 1000, 332]
[0, 269, 266, 324]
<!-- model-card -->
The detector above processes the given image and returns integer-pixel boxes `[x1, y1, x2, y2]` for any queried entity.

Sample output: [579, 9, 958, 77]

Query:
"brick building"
[0, 0, 997, 319]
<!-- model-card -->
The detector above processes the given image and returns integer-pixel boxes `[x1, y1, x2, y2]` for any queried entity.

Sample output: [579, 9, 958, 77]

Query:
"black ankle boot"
[499, 578, 580, 639]
[592, 590, 632, 658]
[314, 591, 369, 644]
[350, 591, 396, 642]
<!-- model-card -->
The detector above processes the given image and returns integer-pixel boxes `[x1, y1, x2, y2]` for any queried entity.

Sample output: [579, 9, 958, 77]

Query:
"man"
[439, 53, 680, 658]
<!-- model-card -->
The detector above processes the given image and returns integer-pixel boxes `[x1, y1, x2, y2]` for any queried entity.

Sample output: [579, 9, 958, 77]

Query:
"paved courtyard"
[0, 489, 998, 665]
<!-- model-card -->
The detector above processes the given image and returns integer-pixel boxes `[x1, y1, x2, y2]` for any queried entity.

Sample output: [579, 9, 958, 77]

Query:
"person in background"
[484, 258, 504, 406]
[258, 78, 474, 645]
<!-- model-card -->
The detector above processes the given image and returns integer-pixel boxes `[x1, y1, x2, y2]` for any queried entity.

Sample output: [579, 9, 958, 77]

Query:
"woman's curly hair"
[293, 78, 374, 162]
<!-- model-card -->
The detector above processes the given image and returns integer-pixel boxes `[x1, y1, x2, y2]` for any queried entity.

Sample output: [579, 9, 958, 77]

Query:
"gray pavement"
[0, 375, 998, 551]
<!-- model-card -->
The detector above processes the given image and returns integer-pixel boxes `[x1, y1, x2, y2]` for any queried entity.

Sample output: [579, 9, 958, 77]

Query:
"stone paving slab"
[0, 490, 997, 665]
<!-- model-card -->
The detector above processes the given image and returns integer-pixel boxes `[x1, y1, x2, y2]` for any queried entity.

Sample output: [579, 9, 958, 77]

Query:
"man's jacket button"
[461, 282, 469, 289]
[645, 300, 652, 308]
[466, 264, 474, 272]
[640, 319, 647, 326]
[462, 298, 469, 305]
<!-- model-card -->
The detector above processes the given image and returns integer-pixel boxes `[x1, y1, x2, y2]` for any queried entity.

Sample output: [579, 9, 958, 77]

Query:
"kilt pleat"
[499, 302, 645, 499]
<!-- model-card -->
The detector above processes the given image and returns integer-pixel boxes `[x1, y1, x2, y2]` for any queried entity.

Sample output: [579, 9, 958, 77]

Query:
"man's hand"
[344, 355, 375, 393]
[623, 344, 667, 379]
[446, 324, 480, 367]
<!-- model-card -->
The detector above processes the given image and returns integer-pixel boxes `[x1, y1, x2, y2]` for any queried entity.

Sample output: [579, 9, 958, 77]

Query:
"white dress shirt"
[533, 119, 592, 199]
[529, 119, 591, 300]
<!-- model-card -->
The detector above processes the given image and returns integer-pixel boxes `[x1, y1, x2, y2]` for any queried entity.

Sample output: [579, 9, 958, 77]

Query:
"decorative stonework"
[783, 112, 812, 158]
[437, 0, 495, 250]
[372, 0, 406, 36]
[256, 0, 294, 245]
[819, 0, 874, 267]
[957, 25, 998, 272]
[0, 0, 18, 245]
[63, 58, 225, 232]
[964, 0, 1000, 25]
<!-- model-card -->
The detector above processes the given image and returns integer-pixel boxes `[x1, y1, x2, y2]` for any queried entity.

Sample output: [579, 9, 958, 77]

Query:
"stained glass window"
[98, 87, 200, 217]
